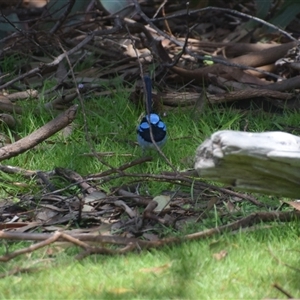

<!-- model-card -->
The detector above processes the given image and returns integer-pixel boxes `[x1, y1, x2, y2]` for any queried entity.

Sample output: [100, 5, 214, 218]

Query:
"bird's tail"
[144, 75, 153, 115]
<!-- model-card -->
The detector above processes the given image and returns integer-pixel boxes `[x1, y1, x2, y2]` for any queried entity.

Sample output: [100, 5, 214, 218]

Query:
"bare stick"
[89, 154, 153, 178]
[272, 283, 294, 299]
[0, 105, 78, 161]
[0, 34, 95, 90]
[59, 232, 91, 249]
[50, 0, 76, 34]
[0, 164, 36, 177]
[55, 167, 96, 194]
[149, 6, 296, 41]
[0, 231, 92, 262]
[1, 211, 299, 251]
[0, 231, 62, 262]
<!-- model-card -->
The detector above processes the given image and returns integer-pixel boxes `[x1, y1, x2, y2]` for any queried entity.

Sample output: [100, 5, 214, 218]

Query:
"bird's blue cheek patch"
[140, 122, 150, 130]
[158, 121, 166, 130]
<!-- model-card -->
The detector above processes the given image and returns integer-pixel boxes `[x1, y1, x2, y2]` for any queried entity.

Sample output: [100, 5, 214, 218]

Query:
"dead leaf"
[35, 208, 58, 222]
[153, 195, 171, 212]
[142, 233, 159, 241]
[283, 200, 300, 211]
[139, 262, 172, 274]
[212, 250, 228, 261]
[45, 245, 66, 256]
[0, 132, 12, 146]
[108, 288, 134, 295]
[82, 205, 94, 212]
[22, 0, 48, 8]
[0, 222, 29, 230]
[97, 222, 112, 235]
[196, 197, 219, 222]
[84, 191, 107, 203]
[59, 124, 75, 138]
[224, 200, 239, 213]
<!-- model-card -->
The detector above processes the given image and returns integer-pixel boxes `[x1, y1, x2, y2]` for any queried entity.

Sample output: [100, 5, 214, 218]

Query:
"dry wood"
[161, 89, 293, 107]
[262, 75, 300, 92]
[0, 231, 91, 262]
[0, 101, 24, 115]
[177, 40, 281, 57]
[229, 42, 297, 67]
[0, 164, 36, 176]
[207, 89, 293, 103]
[0, 211, 299, 260]
[0, 231, 62, 262]
[43, 92, 77, 110]
[0, 34, 95, 90]
[6, 89, 38, 101]
[55, 167, 96, 194]
[0, 113, 16, 128]
[195, 130, 300, 198]
[0, 105, 78, 161]
[245, 64, 276, 78]
[171, 64, 269, 85]
[171, 42, 296, 84]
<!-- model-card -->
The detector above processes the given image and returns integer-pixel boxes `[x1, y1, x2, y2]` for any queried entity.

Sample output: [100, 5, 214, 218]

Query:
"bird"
[137, 75, 167, 150]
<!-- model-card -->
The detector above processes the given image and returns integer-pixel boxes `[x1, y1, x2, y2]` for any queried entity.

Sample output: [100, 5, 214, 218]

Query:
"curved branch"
[0, 105, 78, 161]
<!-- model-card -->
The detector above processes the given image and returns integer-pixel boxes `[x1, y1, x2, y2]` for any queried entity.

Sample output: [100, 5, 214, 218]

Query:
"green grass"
[7, 90, 296, 194]
[1, 80, 300, 298]
[0, 222, 299, 299]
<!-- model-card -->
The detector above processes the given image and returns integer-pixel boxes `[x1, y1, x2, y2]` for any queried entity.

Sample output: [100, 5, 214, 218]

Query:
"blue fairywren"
[137, 76, 167, 150]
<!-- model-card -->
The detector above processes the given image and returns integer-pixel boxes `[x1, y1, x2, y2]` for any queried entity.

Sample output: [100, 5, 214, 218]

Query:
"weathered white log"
[194, 130, 300, 198]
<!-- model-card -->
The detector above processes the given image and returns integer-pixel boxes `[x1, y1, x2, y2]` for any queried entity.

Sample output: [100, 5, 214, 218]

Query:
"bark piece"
[194, 130, 300, 198]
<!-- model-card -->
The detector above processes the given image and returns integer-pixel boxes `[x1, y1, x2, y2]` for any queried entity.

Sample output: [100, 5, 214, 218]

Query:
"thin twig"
[268, 246, 300, 272]
[0, 33, 95, 90]
[58, 41, 119, 173]
[272, 283, 294, 299]
[0, 231, 62, 262]
[131, 0, 284, 80]
[0, 13, 53, 58]
[150, 6, 296, 41]
[50, 0, 76, 34]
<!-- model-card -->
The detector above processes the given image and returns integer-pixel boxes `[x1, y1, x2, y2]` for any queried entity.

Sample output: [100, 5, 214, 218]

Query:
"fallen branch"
[0, 105, 78, 161]
[0, 231, 62, 262]
[6, 89, 38, 101]
[207, 89, 293, 103]
[0, 266, 43, 278]
[1, 211, 299, 261]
